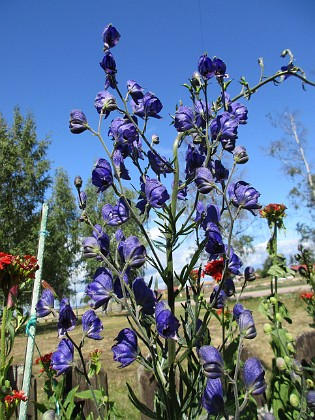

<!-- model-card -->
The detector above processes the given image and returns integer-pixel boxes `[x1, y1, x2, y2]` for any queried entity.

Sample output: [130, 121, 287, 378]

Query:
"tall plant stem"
[273, 223, 278, 295]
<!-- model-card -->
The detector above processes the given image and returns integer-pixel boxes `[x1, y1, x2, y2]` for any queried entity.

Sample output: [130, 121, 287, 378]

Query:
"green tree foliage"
[0, 108, 51, 254]
[77, 179, 147, 282]
[43, 168, 80, 296]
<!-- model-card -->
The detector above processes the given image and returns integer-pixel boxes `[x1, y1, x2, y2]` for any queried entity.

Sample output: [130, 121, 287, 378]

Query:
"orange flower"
[189, 269, 205, 281]
[204, 259, 224, 282]
[259, 203, 287, 220]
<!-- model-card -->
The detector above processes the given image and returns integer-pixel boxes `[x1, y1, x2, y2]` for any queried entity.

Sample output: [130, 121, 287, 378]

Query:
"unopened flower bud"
[233, 145, 249, 164]
[74, 176, 83, 190]
[244, 266, 256, 282]
[287, 342, 295, 353]
[263, 323, 272, 334]
[270, 297, 277, 305]
[191, 71, 202, 88]
[289, 394, 299, 407]
[307, 379, 314, 388]
[276, 357, 286, 371]
[275, 313, 283, 323]
[292, 359, 303, 375]
[285, 333, 294, 342]
[152, 134, 160, 144]
[284, 356, 291, 365]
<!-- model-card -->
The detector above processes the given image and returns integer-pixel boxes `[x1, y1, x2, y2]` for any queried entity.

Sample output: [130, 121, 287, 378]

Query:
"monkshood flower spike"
[199, 345, 224, 379]
[111, 328, 138, 368]
[51, 338, 74, 376]
[243, 357, 266, 395]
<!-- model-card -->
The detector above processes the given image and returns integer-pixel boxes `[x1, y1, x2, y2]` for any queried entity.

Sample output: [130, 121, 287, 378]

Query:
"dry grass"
[10, 292, 313, 418]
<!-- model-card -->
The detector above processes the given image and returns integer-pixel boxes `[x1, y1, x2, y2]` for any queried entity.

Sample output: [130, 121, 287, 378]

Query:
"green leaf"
[75, 389, 103, 400]
[126, 383, 157, 419]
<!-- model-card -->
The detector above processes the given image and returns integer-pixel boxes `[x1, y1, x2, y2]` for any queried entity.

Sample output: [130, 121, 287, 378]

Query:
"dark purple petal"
[69, 110, 88, 134]
[174, 106, 194, 132]
[195, 167, 215, 194]
[202, 378, 225, 415]
[111, 328, 138, 368]
[57, 299, 77, 337]
[148, 151, 172, 176]
[82, 309, 103, 340]
[233, 303, 245, 321]
[198, 54, 215, 80]
[118, 236, 146, 268]
[244, 266, 256, 282]
[94, 90, 117, 117]
[102, 198, 130, 226]
[36, 289, 54, 318]
[228, 181, 261, 214]
[91, 158, 113, 193]
[243, 358, 266, 395]
[102, 24, 121, 50]
[233, 145, 249, 164]
[238, 310, 257, 339]
[155, 301, 180, 339]
[199, 346, 224, 379]
[127, 80, 144, 103]
[51, 338, 74, 376]
[131, 92, 163, 119]
[210, 286, 227, 309]
[132, 277, 156, 315]
[85, 267, 113, 310]
[82, 236, 100, 258]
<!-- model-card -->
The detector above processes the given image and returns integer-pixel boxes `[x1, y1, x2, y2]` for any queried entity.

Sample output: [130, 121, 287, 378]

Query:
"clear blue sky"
[1, 0, 315, 255]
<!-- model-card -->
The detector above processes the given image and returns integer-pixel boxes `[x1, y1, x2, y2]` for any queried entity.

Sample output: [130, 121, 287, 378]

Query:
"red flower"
[204, 259, 224, 282]
[259, 203, 287, 220]
[4, 390, 27, 406]
[0, 252, 13, 270]
[189, 269, 205, 281]
[300, 291, 314, 300]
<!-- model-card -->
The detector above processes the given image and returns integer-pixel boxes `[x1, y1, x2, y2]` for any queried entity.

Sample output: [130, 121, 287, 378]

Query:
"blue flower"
[112, 149, 131, 180]
[210, 112, 239, 144]
[102, 197, 130, 226]
[36, 289, 55, 318]
[51, 338, 74, 376]
[93, 224, 110, 256]
[244, 266, 256, 282]
[155, 301, 180, 339]
[100, 52, 117, 89]
[185, 143, 205, 178]
[57, 298, 77, 337]
[131, 92, 163, 119]
[210, 286, 227, 309]
[69, 110, 88, 134]
[174, 106, 194, 132]
[198, 54, 215, 80]
[127, 80, 144, 104]
[136, 177, 170, 214]
[147, 151, 172, 176]
[132, 277, 156, 315]
[228, 102, 248, 124]
[111, 328, 138, 368]
[205, 223, 225, 255]
[109, 117, 139, 146]
[238, 310, 257, 339]
[195, 167, 215, 194]
[118, 236, 147, 268]
[82, 310, 103, 340]
[202, 378, 225, 415]
[243, 358, 266, 395]
[85, 267, 113, 310]
[94, 90, 117, 118]
[233, 145, 249, 164]
[233, 303, 245, 321]
[228, 181, 261, 214]
[91, 158, 113, 193]
[199, 345, 224, 379]
[102, 23, 121, 50]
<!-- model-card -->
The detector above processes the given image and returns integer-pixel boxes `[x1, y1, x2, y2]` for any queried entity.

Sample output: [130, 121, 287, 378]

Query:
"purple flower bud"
[100, 52, 117, 89]
[112, 149, 131, 180]
[102, 197, 130, 226]
[233, 303, 245, 321]
[69, 110, 88, 134]
[118, 236, 146, 268]
[213, 57, 227, 77]
[243, 358, 266, 395]
[127, 80, 144, 104]
[132, 277, 156, 315]
[85, 267, 113, 310]
[74, 175, 83, 189]
[306, 390, 315, 411]
[82, 309, 103, 340]
[174, 106, 194, 132]
[233, 145, 249, 164]
[198, 54, 215, 80]
[199, 345, 224, 379]
[244, 266, 256, 282]
[228, 181, 261, 214]
[202, 378, 224, 415]
[102, 23, 121, 50]
[36, 289, 55, 318]
[195, 167, 215, 194]
[111, 328, 138, 368]
[51, 338, 74, 376]
[205, 223, 225, 255]
[94, 90, 118, 118]
[155, 301, 180, 339]
[57, 298, 77, 337]
[148, 151, 172, 176]
[131, 92, 163, 119]
[238, 310, 257, 339]
[92, 158, 113, 193]
[210, 286, 227, 309]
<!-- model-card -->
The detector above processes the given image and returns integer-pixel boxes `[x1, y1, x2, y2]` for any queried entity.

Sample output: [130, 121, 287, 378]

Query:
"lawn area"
[11, 290, 313, 419]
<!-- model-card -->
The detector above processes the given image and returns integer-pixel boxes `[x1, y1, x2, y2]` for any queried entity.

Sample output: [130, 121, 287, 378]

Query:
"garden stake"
[19, 203, 48, 420]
